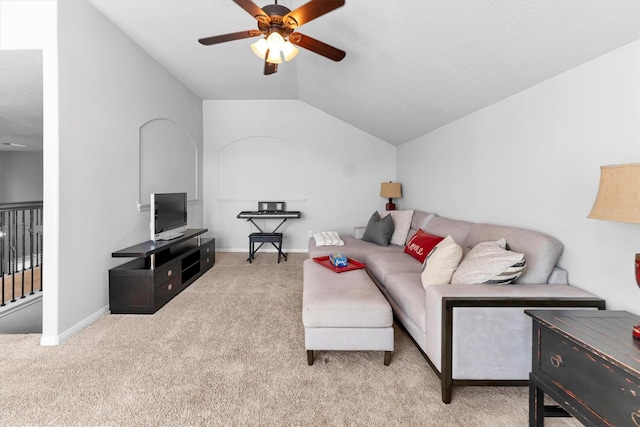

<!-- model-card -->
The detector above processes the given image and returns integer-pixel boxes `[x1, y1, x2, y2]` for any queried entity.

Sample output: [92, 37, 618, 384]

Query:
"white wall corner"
[40, 305, 110, 346]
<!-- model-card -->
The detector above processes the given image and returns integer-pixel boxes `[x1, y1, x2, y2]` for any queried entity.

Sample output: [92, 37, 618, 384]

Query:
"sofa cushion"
[411, 211, 437, 233]
[463, 224, 562, 284]
[380, 210, 414, 246]
[366, 251, 422, 285]
[405, 211, 437, 243]
[404, 229, 444, 263]
[383, 272, 427, 332]
[451, 238, 526, 285]
[424, 216, 474, 245]
[420, 235, 463, 287]
[362, 211, 394, 246]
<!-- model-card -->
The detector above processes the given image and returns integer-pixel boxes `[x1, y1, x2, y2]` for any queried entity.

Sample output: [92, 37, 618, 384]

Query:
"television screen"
[151, 192, 187, 241]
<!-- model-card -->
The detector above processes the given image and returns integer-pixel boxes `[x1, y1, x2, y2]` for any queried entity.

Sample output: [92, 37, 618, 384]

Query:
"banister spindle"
[21, 209, 25, 299]
[1, 211, 5, 307]
[10, 210, 16, 303]
[29, 208, 35, 295]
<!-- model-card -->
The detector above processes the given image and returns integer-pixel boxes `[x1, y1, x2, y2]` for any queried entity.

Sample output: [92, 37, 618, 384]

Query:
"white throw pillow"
[420, 235, 463, 288]
[379, 210, 414, 246]
[450, 238, 526, 285]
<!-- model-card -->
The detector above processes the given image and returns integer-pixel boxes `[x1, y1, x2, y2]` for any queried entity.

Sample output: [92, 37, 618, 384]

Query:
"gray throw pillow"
[362, 211, 395, 246]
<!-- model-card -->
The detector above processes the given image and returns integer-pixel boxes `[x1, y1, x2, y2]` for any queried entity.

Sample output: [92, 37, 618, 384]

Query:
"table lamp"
[380, 182, 402, 211]
[588, 163, 640, 339]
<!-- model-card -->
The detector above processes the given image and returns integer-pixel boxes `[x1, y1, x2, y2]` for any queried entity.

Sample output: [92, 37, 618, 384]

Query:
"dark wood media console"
[109, 228, 215, 314]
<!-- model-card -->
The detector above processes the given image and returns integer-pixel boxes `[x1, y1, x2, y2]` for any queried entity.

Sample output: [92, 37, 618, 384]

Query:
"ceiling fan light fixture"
[250, 37, 268, 59]
[251, 32, 291, 63]
[266, 31, 285, 50]
[266, 47, 283, 64]
[282, 40, 299, 61]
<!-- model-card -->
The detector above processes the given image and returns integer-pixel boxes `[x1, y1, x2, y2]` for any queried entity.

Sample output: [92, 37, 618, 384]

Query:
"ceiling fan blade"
[289, 33, 345, 61]
[198, 30, 262, 45]
[283, 0, 344, 28]
[264, 57, 278, 75]
[233, 0, 270, 24]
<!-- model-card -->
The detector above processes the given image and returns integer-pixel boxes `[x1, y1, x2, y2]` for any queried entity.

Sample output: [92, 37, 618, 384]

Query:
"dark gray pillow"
[362, 211, 395, 246]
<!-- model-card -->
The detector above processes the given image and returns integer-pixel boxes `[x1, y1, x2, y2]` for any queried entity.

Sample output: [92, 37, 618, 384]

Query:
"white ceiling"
[88, 0, 640, 146]
[1, 1, 638, 152]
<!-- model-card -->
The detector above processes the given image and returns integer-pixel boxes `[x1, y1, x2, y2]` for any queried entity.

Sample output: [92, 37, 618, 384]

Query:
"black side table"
[527, 310, 640, 426]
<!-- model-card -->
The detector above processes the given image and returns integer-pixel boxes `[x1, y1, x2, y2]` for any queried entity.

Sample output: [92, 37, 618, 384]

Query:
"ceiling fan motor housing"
[258, 4, 297, 35]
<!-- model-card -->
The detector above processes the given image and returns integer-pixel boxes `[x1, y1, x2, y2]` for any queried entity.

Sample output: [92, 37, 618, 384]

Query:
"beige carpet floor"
[0, 252, 580, 426]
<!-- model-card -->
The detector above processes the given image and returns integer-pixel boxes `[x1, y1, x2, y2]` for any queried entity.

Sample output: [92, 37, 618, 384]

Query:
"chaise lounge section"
[308, 210, 605, 403]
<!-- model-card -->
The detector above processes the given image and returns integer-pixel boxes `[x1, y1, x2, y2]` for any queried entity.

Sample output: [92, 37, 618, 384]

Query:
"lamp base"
[386, 200, 396, 211]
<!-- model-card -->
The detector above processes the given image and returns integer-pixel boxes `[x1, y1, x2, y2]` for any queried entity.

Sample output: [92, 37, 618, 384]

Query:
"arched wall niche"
[138, 118, 198, 210]
[218, 136, 306, 202]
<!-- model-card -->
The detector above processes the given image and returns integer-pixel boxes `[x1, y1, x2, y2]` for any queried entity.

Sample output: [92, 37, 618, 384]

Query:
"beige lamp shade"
[380, 182, 402, 199]
[588, 163, 640, 224]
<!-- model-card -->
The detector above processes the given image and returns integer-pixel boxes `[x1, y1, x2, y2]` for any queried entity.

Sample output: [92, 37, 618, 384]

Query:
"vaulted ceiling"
[1, 1, 638, 152]
[87, 0, 640, 145]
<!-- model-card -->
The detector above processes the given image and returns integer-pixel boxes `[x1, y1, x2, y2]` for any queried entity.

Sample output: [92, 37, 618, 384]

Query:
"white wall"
[0, 152, 43, 203]
[203, 100, 396, 252]
[398, 40, 640, 313]
[42, 0, 203, 344]
[1, 0, 60, 342]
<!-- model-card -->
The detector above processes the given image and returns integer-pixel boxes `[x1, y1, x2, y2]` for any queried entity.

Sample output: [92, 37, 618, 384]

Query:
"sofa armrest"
[423, 283, 605, 403]
[547, 266, 568, 285]
[353, 226, 366, 239]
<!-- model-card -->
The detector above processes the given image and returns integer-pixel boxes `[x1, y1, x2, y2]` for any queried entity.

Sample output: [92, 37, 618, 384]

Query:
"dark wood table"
[526, 310, 640, 426]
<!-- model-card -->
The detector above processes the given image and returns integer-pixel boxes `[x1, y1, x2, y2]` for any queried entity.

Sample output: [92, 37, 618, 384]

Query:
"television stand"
[156, 232, 185, 241]
[109, 228, 215, 314]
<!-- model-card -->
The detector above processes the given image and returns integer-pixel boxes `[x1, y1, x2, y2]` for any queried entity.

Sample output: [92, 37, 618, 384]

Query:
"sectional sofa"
[308, 210, 605, 403]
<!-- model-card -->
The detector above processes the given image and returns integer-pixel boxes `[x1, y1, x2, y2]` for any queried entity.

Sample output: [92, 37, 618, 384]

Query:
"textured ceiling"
[2, 1, 639, 153]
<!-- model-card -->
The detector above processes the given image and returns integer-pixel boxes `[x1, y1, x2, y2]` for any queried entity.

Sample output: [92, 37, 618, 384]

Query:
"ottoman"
[302, 258, 394, 365]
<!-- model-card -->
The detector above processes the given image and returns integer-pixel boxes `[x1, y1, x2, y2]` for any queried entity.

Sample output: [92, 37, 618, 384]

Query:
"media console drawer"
[154, 259, 181, 287]
[538, 327, 640, 425]
[527, 310, 640, 427]
[154, 273, 182, 306]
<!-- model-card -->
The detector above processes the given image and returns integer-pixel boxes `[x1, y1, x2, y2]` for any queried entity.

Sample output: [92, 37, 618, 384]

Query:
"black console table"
[109, 228, 215, 314]
[527, 309, 640, 426]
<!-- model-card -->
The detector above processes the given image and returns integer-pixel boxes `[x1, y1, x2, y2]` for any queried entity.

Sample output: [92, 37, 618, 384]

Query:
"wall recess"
[138, 118, 197, 210]
[218, 136, 306, 202]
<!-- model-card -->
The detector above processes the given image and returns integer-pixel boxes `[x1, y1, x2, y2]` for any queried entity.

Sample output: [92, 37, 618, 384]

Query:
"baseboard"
[0, 292, 42, 318]
[40, 305, 110, 346]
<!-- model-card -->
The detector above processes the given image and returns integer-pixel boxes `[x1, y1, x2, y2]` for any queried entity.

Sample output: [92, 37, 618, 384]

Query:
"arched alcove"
[218, 136, 306, 201]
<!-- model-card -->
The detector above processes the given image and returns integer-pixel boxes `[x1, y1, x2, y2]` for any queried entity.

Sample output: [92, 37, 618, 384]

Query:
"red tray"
[312, 256, 366, 273]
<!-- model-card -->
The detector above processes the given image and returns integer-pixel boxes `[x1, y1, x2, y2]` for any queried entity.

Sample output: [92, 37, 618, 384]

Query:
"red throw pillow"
[404, 229, 444, 263]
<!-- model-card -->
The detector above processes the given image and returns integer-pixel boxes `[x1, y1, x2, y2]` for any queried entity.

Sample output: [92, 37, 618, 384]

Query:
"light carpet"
[0, 252, 579, 426]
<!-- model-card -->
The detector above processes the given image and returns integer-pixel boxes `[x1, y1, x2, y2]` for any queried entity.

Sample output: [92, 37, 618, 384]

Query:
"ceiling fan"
[198, 0, 346, 75]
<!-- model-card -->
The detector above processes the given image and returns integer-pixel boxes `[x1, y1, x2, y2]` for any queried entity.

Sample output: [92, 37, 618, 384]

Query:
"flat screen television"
[150, 192, 187, 241]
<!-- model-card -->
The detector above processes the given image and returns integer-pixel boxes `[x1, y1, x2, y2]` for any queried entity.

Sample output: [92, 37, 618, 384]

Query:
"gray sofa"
[308, 210, 605, 403]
